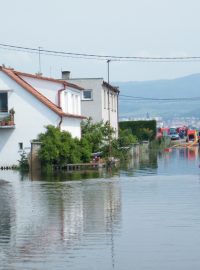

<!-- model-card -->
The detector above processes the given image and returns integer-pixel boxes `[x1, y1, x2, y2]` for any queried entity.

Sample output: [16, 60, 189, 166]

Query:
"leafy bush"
[18, 151, 29, 171]
[119, 120, 156, 141]
[37, 120, 142, 167]
[81, 118, 114, 153]
[38, 126, 85, 166]
[118, 128, 138, 147]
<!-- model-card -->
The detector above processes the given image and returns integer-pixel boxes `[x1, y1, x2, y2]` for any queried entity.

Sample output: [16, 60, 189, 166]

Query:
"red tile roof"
[14, 70, 84, 90]
[1, 67, 85, 119]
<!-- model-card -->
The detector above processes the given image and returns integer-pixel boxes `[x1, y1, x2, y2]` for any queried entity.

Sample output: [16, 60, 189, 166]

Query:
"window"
[64, 92, 68, 113]
[71, 94, 74, 113]
[0, 92, 8, 112]
[75, 95, 78, 114]
[113, 94, 116, 112]
[111, 94, 114, 111]
[104, 90, 107, 109]
[82, 90, 92, 100]
[19, 142, 23, 150]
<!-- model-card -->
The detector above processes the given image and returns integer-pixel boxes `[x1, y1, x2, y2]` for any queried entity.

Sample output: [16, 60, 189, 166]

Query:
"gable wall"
[19, 75, 63, 105]
[0, 71, 60, 166]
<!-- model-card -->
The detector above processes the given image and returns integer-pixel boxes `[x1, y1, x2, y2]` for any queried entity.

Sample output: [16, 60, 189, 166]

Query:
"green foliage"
[119, 120, 156, 141]
[82, 119, 140, 159]
[118, 128, 138, 147]
[81, 118, 114, 153]
[38, 126, 82, 166]
[79, 138, 92, 162]
[150, 136, 171, 149]
[37, 120, 144, 167]
[18, 151, 29, 171]
[38, 125, 94, 167]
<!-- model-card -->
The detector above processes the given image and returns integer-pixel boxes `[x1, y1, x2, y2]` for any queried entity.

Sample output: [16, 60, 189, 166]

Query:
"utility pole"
[107, 59, 110, 84]
[107, 59, 112, 158]
[107, 59, 111, 123]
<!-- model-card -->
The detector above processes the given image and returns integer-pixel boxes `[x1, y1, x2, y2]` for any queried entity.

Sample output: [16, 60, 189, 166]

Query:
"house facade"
[65, 75, 119, 137]
[0, 66, 85, 167]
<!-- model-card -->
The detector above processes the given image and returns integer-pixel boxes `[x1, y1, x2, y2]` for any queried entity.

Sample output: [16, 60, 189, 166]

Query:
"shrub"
[18, 151, 29, 171]
[119, 120, 156, 141]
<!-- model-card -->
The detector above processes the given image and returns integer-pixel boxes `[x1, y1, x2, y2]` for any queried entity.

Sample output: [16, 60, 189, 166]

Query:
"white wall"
[68, 78, 103, 122]
[0, 71, 81, 166]
[20, 76, 82, 117]
[61, 117, 81, 139]
[20, 75, 63, 105]
[102, 85, 119, 137]
[68, 78, 119, 137]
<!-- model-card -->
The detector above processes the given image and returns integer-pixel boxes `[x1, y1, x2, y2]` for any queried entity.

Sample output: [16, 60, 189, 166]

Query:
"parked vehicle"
[179, 130, 185, 139]
[169, 132, 179, 140]
[186, 129, 198, 142]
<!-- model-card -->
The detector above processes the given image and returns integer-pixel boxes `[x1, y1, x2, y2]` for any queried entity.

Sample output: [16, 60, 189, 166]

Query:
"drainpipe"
[57, 84, 66, 129]
[58, 115, 63, 130]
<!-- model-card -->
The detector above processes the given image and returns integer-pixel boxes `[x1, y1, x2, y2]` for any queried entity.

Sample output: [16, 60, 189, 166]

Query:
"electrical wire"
[119, 94, 200, 101]
[1, 43, 200, 62]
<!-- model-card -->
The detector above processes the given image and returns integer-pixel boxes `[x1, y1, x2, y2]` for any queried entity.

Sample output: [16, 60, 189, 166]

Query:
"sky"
[1, 0, 200, 82]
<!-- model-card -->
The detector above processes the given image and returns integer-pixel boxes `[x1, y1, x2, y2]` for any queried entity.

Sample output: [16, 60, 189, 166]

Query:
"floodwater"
[1, 148, 200, 270]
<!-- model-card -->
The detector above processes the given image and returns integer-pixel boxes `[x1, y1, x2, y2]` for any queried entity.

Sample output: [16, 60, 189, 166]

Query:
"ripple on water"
[1, 149, 200, 269]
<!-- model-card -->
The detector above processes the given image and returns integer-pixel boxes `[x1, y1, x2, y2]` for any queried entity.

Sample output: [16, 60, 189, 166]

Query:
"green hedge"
[119, 120, 156, 141]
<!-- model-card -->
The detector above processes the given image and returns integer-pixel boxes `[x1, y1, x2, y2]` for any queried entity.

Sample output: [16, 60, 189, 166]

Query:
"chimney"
[62, 71, 70, 80]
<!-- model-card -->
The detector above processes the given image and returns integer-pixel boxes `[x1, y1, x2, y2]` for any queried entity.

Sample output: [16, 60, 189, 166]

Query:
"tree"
[81, 118, 114, 153]
[118, 128, 138, 147]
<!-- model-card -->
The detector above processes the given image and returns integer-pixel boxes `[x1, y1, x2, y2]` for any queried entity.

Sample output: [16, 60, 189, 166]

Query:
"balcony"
[0, 120, 15, 128]
[0, 108, 15, 129]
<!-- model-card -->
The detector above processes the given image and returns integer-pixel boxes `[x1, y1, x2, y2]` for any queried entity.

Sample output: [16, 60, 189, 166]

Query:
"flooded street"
[1, 148, 200, 270]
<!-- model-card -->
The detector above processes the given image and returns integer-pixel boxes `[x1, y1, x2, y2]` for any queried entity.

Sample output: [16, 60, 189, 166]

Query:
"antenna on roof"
[38, 46, 42, 75]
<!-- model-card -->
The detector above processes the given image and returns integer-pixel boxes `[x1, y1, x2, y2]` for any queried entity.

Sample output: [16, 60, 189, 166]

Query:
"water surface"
[1, 148, 200, 270]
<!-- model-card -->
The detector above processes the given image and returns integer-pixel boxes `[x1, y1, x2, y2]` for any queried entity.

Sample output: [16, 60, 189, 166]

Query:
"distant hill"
[114, 74, 200, 119]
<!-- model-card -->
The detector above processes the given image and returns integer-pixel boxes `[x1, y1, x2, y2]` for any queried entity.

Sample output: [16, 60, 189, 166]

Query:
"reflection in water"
[0, 180, 15, 266]
[0, 181, 12, 242]
[1, 148, 200, 269]
[121, 148, 158, 176]
[31, 168, 119, 182]
[0, 171, 121, 270]
[122, 147, 200, 177]
[158, 147, 200, 175]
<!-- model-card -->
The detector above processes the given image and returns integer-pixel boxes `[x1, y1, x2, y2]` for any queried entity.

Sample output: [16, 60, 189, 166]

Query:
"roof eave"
[103, 81, 120, 93]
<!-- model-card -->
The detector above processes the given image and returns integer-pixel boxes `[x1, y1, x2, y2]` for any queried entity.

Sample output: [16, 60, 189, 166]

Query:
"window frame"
[82, 89, 93, 101]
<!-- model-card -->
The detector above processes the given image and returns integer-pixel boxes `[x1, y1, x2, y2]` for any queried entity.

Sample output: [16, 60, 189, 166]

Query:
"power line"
[1, 42, 200, 62]
[0, 44, 107, 61]
[119, 94, 200, 101]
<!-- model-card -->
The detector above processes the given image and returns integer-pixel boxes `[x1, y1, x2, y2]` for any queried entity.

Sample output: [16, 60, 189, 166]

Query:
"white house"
[64, 73, 120, 137]
[0, 66, 85, 167]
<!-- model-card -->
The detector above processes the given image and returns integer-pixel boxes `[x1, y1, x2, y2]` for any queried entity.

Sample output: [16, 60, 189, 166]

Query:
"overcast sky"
[1, 0, 200, 81]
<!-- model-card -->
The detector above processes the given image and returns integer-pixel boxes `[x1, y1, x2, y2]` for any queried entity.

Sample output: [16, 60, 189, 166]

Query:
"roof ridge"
[2, 68, 85, 119]
[15, 69, 67, 84]
[14, 69, 84, 90]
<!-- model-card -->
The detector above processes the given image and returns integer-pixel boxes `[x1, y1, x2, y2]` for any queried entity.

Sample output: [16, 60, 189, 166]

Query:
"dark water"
[1, 148, 200, 270]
